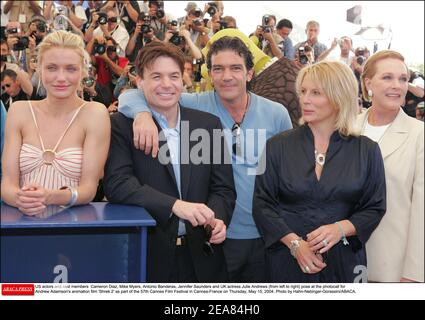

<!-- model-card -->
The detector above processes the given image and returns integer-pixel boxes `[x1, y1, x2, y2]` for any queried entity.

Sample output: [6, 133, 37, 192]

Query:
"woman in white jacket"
[358, 50, 424, 282]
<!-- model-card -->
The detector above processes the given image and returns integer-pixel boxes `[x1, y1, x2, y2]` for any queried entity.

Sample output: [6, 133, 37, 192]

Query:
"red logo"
[2, 284, 35, 296]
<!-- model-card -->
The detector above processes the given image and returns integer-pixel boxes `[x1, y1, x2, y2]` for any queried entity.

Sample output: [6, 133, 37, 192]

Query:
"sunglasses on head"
[203, 225, 214, 256]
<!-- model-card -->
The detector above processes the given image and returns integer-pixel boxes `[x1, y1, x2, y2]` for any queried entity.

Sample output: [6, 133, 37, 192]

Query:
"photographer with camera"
[351, 46, 371, 109]
[294, 21, 327, 62]
[163, 22, 202, 61]
[145, 0, 167, 41]
[204, 1, 225, 34]
[113, 64, 138, 101]
[4, 21, 32, 71]
[43, 0, 87, 30]
[82, 65, 113, 108]
[3, 0, 41, 32]
[86, 35, 129, 100]
[318, 36, 355, 65]
[183, 5, 210, 49]
[294, 45, 315, 69]
[126, 12, 159, 62]
[85, 7, 129, 57]
[403, 69, 424, 118]
[250, 15, 283, 59]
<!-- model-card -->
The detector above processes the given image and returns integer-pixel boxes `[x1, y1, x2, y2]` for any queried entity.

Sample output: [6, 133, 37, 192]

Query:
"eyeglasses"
[106, 46, 116, 52]
[203, 225, 214, 256]
[232, 122, 242, 156]
[1, 83, 12, 90]
[108, 17, 118, 23]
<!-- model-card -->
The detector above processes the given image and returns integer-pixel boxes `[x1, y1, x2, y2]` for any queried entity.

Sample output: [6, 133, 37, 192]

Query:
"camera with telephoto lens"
[207, 2, 217, 16]
[82, 76, 95, 87]
[93, 40, 106, 55]
[298, 47, 308, 65]
[13, 36, 29, 51]
[97, 12, 108, 25]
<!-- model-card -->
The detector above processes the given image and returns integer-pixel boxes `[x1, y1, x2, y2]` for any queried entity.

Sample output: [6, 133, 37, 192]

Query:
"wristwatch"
[289, 237, 302, 258]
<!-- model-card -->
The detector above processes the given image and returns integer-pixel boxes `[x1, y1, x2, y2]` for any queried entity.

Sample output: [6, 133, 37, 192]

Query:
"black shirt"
[253, 124, 386, 282]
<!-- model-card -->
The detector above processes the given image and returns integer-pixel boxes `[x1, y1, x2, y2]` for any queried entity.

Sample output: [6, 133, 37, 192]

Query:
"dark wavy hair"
[206, 36, 254, 71]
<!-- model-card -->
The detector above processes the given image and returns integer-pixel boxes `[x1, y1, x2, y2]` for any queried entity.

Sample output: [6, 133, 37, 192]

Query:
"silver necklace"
[314, 150, 326, 167]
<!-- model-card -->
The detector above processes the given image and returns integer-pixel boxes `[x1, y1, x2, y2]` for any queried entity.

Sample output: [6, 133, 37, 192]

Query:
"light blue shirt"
[119, 89, 293, 239]
[151, 108, 185, 235]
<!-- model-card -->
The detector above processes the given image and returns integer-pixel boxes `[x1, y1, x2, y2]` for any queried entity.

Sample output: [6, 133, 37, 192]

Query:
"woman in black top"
[253, 61, 386, 282]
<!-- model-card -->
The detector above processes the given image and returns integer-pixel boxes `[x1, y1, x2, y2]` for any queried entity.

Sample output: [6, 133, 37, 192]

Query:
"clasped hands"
[293, 223, 342, 274]
[16, 184, 50, 216]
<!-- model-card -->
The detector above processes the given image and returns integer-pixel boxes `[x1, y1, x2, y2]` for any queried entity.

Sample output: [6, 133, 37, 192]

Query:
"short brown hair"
[361, 50, 408, 101]
[135, 41, 185, 78]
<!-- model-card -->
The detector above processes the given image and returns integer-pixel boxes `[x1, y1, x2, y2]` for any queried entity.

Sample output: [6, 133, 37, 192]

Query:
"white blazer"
[357, 108, 424, 282]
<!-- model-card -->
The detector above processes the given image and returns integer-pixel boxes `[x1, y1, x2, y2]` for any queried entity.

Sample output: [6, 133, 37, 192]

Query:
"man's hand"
[172, 200, 215, 227]
[108, 101, 119, 113]
[209, 219, 226, 244]
[133, 112, 160, 157]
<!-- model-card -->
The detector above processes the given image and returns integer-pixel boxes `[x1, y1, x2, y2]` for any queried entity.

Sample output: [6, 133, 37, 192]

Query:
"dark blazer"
[103, 107, 236, 282]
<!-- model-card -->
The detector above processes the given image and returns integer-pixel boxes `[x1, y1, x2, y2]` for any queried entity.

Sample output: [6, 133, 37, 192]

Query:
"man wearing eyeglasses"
[118, 36, 292, 282]
[0, 69, 34, 111]
[104, 41, 236, 282]
[85, 7, 129, 58]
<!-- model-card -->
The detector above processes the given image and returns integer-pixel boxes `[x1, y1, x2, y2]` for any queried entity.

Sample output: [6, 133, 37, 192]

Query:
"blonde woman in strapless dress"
[1, 30, 110, 216]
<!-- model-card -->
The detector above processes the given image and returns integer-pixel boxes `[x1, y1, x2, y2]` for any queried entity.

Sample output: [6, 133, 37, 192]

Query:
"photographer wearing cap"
[183, 5, 210, 49]
[85, 7, 129, 57]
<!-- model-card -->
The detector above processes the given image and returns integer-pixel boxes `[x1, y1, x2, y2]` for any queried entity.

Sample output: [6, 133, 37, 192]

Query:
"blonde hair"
[361, 50, 408, 101]
[296, 60, 359, 137]
[37, 30, 90, 79]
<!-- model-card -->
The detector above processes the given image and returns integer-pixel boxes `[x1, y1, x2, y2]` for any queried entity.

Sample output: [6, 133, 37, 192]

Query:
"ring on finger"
[322, 239, 328, 247]
[304, 265, 311, 273]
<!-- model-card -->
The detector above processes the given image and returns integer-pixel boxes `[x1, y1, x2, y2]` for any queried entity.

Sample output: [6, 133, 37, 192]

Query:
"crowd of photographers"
[1, 0, 424, 119]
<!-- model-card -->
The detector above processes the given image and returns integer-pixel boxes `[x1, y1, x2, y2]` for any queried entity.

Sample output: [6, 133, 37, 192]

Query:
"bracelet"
[60, 186, 78, 209]
[335, 221, 349, 245]
[289, 237, 303, 258]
